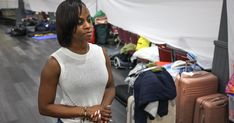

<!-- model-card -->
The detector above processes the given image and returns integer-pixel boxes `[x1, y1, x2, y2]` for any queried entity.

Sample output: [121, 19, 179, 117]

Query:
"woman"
[38, 0, 115, 123]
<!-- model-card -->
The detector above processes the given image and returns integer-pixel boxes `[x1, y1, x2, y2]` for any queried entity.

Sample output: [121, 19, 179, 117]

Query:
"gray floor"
[0, 24, 128, 123]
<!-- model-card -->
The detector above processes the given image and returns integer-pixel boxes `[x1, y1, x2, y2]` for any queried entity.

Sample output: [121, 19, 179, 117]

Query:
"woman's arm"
[101, 48, 116, 106]
[38, 57, 106, 121]
[100, 48, 116, 122]
[38, 57, 85, 118]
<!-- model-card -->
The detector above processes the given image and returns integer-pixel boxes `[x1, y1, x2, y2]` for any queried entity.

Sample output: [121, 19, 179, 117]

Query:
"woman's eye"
[87, 16, 92, 23]
[78, 18, 85, 25]
[78, 16, 92, 25]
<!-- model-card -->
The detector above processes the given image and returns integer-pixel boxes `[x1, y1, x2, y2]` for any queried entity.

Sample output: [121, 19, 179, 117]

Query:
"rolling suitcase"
[176, 71, 218, 123]
[193, 93, 228, 123]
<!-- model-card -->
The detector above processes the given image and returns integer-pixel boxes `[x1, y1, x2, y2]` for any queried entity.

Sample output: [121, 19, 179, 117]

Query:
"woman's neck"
[68, 41, 89, 55]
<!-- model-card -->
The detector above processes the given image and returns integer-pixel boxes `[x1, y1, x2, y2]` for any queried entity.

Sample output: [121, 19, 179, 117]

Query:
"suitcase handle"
[211, 97, 227, 107]
[216, 98, 227, 107]
[210, 97, 223, 102]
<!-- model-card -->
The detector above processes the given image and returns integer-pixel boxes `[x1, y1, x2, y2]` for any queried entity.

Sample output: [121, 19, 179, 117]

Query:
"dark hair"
[56, 0, 86, 47]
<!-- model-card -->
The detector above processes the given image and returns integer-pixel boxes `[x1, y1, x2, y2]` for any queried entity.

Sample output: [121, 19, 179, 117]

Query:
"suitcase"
[127, 96, 176, 123]
[193, 93, 228, 123]
[176, 71, 218, 123]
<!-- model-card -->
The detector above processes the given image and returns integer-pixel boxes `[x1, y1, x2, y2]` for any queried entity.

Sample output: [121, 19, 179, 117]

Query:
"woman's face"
[73, 6, 93, 42]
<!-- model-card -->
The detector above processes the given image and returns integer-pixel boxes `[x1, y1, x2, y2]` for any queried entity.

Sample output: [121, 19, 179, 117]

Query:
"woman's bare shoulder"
[41, 56, 60, 76]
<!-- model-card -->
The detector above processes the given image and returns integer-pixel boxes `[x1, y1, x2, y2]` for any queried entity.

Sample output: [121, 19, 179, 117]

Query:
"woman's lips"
[86, 32, 92, 35]
[85, 33, 92, 37]
[84, 32, 92, 41]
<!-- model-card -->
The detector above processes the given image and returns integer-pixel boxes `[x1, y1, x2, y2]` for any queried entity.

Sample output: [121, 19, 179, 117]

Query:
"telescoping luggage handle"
[184, 60, 196, 72]
[179, 60, 208, 78]
[177, 60, 200, 76]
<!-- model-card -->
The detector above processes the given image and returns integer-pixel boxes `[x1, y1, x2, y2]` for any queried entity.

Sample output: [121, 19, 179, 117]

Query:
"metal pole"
[96, 0, 98, 12]
[16, 0, 25, 25]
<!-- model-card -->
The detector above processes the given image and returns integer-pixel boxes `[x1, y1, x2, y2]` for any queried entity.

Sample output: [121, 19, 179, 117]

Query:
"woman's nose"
[83, 20, 92, 29]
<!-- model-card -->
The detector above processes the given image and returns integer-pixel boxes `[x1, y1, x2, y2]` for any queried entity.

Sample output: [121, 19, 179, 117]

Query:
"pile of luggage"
[6, 11, 56, 37]
[113, 37, 229, 123]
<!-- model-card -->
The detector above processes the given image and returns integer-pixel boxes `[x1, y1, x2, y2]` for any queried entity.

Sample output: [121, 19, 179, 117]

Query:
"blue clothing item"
[133, 69, 176, 123]
[57, 118, 63, 123]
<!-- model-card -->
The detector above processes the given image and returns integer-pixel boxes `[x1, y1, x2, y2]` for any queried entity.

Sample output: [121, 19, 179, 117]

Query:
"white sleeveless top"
[51, 43, 108, 123]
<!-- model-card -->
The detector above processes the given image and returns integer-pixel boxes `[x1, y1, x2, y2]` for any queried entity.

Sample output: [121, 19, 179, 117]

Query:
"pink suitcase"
[193, 93, 228, 123]
[176, 71, 218, 123]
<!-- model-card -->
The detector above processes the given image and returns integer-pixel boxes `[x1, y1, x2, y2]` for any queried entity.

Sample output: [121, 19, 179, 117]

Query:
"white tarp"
[84, 0, 97, 16]
[0, 0, 18, 9]
[227, 0, 234, 76]
[23, 0, 97, 16]
[99, 0, 223, 69]
[11, 0, 223, 69]
[24, 0, 63, 12]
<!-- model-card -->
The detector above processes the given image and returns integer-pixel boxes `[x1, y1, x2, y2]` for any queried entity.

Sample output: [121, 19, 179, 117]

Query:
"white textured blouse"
[51, 43, 108, 123]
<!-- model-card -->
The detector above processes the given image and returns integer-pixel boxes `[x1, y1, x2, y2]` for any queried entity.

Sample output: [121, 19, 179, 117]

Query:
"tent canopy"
[2, 0, 231, 70]
[0, 0, 18, 9]
[99, 0, 223, 69]
[23, 0, 97, 16]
